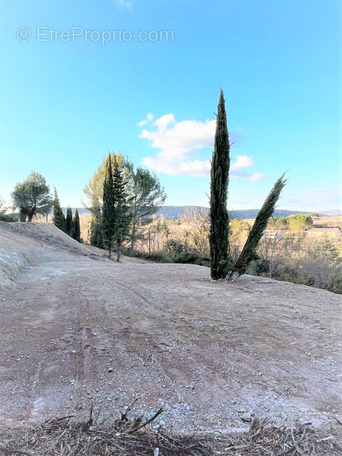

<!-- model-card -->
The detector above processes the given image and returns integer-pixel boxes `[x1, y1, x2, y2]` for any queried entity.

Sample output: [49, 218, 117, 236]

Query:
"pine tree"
[209, 89, 230, 280]
[102, 154, 117, 258]
[230, 174, 287, 278]
[66, 207, 73, 236]
[72, 208, 81, 242]
[53, 188, 66, 232]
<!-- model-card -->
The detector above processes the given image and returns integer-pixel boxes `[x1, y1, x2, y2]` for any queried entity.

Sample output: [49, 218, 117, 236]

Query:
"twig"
[127, 407, 163, 434]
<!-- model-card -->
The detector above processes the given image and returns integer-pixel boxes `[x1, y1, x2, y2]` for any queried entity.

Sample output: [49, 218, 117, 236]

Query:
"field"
[0, 221, 341, 452]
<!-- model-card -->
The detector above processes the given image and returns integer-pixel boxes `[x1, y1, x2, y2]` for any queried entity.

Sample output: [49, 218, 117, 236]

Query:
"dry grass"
[0, 406, 341, 456]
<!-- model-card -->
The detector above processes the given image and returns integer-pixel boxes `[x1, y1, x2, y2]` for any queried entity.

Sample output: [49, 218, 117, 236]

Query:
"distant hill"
[60, 206, 340, 220]
[155, 206, 317, 220]
[318, 210, 342, 216]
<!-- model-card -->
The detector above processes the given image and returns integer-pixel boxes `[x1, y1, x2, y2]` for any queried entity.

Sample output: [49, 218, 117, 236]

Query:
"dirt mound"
[0, 222, 98, 290]
[0, 221, 341, 439]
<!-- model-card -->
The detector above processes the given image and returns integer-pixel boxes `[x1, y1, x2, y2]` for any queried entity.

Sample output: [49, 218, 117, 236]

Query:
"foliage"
[72, 209, 81, 242]
[209, 89, 230, 280]
[267, 216, 289, 230]
[173, 252, 210, 267]
[112, 157, 132, 261]
[83, 152, 127, 210]
[66, 207, 73, 236]
[180, 208, 210, 256]
[230, 174, 287, 278]
[102, 154, 132, 261]
[0, 195, 18, 221]
[84, 152, 127, 247]
[127, 163, 166, 255]
[288, 214, 313, 230]
[53, 188, 66, 232]
[164, 238, 188, 257]
[102, 154, 117, 258]
[11, 172, 53, 222]
[328, 273, 342, 294]
[229, 219, 251, 261]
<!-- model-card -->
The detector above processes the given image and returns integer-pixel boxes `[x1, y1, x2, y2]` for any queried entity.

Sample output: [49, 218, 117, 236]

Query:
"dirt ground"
[0, 221, 341, 435]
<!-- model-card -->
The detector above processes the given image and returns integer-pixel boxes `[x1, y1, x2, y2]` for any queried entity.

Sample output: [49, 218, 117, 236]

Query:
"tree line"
[4, 88, 286, 275]
[5, 156, 166, 259]
[84, 154, 166, 260]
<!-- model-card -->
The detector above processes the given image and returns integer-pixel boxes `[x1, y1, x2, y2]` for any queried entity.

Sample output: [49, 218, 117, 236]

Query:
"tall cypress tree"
[209, 89, 230, 280]
[112, 156, 132, 262]
[72, 208, 81, 242]
[231, 174, 287, 278]
[102, 154, 116, 258]
[53, 188, 66, 232]
[66, 207, 73, 236]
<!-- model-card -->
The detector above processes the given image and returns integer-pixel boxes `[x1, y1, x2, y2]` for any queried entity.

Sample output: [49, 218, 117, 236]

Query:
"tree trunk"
[116, 240, 121, 262]
[129, 217, 137, 256]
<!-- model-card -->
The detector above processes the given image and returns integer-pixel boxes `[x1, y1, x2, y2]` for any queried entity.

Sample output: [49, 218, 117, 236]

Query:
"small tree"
[66, 207, 73, 236]
[72, 209, 81, 242]
[11, 172, 53, 222]
[127, 165, 167, 256]
[53, 188, 66, 232]
[209, 89, 230, 279]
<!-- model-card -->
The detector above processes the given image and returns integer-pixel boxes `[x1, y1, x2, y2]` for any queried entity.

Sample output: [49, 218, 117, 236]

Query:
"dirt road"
[0, 222, 341, 433]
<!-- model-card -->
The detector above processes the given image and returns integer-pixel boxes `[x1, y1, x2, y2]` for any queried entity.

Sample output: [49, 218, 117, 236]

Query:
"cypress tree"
[102, 154, 117, 258]
[209, 89, 230, 280]
[72, 208, 81, 242]
[66, 207, 73, 236]
[231, 174, 287, 278]
[53, 188, 66, 232]
[112, 156, 132, 262]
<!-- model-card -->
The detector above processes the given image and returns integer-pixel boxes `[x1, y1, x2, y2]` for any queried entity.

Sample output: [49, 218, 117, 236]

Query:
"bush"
[328, 273, 342, 294]
[173, 252, 210, 267]
[0, 213, 18, 222]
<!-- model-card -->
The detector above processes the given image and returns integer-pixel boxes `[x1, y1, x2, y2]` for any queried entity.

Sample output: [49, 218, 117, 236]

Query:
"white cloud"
[138, 113, 154, 126]
[116, 0, 132, 10]
[231, 155, 255, 170]
[250, 172, 267, 181]
[140, 114, 261, 178]
[281, 187, 342, 211]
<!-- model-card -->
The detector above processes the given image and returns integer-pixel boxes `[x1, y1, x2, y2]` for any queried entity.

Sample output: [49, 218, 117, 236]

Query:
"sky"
[0, 0, 341, 212]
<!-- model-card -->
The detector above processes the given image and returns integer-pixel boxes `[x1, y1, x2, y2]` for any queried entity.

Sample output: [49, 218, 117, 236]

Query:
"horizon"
[0, 1, 341, 212]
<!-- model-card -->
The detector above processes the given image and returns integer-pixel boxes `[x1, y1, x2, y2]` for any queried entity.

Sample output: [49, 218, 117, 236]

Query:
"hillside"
[60, 206, 330, 221]
[0, 222, 341, 436]
[155, 206, 317, 220]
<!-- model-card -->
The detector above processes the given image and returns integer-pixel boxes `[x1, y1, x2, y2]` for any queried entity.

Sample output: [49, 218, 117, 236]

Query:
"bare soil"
[0, 222, 341, 435]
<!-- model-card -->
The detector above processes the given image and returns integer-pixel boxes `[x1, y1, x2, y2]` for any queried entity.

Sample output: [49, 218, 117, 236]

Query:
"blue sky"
[0, 0, 341, 211]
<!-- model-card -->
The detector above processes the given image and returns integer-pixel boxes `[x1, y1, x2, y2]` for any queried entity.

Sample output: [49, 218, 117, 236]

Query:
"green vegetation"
[231, 174, 287, 277]
[66, 207, 73, 236]
[53, 188, 66, 232]
[11, 172, 53, 222]
[127, 163, 166, 256]
[209, 90, 286, 280]
[102, 154, 117, 258]
[0, 194, 18, 221]
[72, 209, 81, 242]
[84, 152, 166, 257]
[102, 154, 132, 261]
[209, 89, 230, 280]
